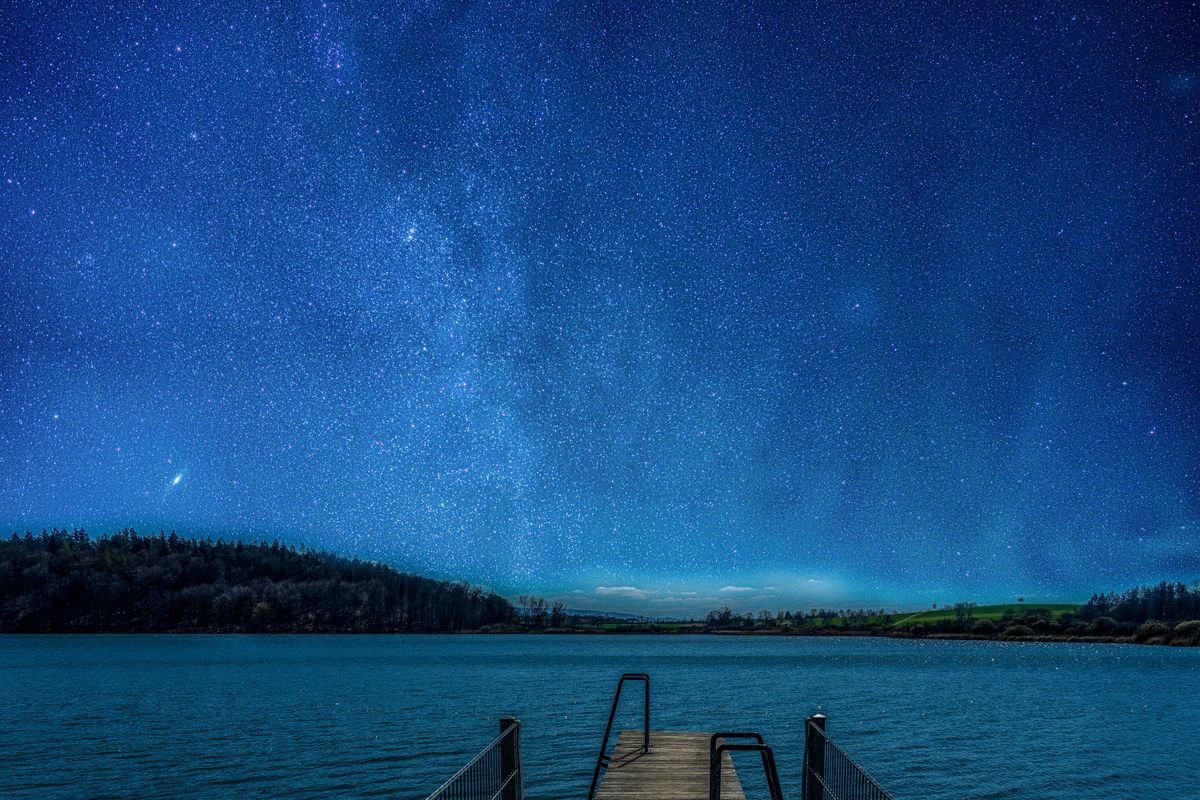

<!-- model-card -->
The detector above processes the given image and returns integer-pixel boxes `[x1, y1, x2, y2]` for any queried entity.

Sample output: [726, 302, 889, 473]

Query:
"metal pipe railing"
[708, 732, 784, 800]
[585, 672, 651, 800]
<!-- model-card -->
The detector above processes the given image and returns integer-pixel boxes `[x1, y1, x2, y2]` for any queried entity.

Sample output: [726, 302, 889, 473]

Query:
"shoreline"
[3, 627, 1197, 647]
[478, 627, 1199, 647]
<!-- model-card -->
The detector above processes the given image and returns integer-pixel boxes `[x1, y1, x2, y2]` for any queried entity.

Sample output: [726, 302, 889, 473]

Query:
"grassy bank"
[893, 603, 1081, 626]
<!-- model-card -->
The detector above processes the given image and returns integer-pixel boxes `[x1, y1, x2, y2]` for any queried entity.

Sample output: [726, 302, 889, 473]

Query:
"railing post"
[643, 674, 651, 754]
[500, 717, 521, 800]
[804, 714, 826, 800]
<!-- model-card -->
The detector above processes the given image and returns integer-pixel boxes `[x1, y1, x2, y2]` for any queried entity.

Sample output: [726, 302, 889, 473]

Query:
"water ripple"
[1, 635, 1197, 800]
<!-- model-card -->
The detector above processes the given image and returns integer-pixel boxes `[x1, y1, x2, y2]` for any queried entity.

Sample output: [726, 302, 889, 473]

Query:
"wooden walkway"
[594, 730, 746, 800]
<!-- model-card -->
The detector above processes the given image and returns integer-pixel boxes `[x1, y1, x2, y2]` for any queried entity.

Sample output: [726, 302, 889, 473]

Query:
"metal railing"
[803, 715, 895, 800]
[709, 732, 783, 800]
[425, 717, 522, 800]
[586, 672, 650, 800]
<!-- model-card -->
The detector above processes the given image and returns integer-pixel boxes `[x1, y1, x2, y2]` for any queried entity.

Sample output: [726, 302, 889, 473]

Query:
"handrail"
[803, 715, 895, 800]
[424, 718, 522, 800]
[708, 733, 783, 800]
[585, 673, 650, 800]
[708, 733, 764, 800]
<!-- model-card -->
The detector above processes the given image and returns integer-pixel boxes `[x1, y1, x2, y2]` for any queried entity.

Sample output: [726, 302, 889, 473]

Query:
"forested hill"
[0, 529, 513, 633]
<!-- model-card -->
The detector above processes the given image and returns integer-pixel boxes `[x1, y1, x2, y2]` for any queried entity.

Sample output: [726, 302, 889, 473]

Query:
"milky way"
[1, 2, 1197, 611]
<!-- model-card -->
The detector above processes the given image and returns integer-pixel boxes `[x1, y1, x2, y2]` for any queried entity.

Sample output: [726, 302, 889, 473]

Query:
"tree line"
[0, 529, 513, 632]
[705, 606, 894, 630]
[696, 584, 1200, 646]
[1080, 581, 1200, 624]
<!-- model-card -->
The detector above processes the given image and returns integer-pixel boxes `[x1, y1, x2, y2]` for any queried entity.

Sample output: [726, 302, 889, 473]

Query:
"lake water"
[1, 634, 1198, 799]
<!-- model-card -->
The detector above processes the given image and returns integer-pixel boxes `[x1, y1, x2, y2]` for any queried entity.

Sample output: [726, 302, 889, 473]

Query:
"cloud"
[679, 591, 698, 597]
[653, 597, 686, 604]
[719, 586, 755, 593]
[595, 586, 647, 600]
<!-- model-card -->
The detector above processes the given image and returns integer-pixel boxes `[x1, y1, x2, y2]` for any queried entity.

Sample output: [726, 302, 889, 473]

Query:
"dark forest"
[0, 529, 513, 632]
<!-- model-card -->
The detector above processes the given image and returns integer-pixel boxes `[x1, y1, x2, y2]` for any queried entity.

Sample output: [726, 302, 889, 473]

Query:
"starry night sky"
[2, 2, 1198, 611]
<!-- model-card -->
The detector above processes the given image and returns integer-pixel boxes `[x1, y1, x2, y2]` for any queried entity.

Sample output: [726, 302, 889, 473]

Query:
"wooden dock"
[593, 730, 746, 800]
[425, 673, 896, 800]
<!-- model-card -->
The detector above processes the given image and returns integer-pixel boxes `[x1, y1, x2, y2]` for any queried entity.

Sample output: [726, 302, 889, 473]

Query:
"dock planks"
[594, 730, 746, 800]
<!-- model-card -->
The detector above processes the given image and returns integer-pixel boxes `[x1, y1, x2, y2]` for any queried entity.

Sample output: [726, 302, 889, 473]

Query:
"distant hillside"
[565, 609, 649, 621]
[0, 529, 513, 633]
[894, 603, 1081, 626]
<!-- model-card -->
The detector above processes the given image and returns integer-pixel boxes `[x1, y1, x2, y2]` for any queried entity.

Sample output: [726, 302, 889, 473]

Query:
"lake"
[1, 634, 1197, 799]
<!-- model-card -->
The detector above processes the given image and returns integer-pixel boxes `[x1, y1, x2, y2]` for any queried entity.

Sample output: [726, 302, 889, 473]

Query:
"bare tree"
[530, 596, 548, 627]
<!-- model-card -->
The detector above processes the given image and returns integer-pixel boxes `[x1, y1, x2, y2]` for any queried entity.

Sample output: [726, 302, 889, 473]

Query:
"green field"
[893, 603, 1081, 626]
